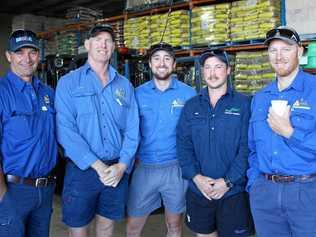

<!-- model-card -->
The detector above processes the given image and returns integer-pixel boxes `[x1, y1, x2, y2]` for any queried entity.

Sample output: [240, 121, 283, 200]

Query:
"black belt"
[6, 174, 56, 187]
[264, 173, 316, 183]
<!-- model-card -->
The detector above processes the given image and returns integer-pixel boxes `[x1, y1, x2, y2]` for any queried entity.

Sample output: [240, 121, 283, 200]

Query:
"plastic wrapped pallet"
[65, 6, 103, 24]
[124, 16, 151, 49]
[12, 14, 45, 33]
[191, 3, 231, 46]
[55, 32, 78, 56]
[230, 0, 280, 42]
[234, 50, 275, 94]
[150, 10, 190, 47]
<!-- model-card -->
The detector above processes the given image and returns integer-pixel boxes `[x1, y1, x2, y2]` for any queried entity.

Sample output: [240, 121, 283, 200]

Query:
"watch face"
[225, 178, 233, 188]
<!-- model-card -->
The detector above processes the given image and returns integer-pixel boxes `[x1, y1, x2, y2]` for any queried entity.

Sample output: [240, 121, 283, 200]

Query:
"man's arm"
[55, 77, 111, 185]
[224, 98, 251, 185]
[0, 164, 7, 201]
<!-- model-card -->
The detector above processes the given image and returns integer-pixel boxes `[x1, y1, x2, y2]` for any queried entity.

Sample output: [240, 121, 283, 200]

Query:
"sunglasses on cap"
[199, 49, 229, 66]
[265, 26, 301, 45]
[149, 42, 175, 59]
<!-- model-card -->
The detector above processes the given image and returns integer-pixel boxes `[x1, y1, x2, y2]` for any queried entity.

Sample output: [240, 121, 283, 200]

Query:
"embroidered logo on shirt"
[44, 95, 50, 105]
[292, 99, 311, 110]
[115, 88, 125, 106]
[41, 106, 48, 111]
[224, 107, 241, 116]
[171, 98, 184, 113]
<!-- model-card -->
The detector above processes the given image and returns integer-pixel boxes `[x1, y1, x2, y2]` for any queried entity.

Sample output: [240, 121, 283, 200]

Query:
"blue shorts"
[127, 160, 187, 217]
[62, 161, 129, 228]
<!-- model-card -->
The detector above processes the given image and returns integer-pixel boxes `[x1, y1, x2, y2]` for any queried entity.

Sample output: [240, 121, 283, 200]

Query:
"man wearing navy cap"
[0, 29, 57, 237]
[126, 42, 195, 237]
[55, 24, 139, 237]
[177, 49, 254, 237]
[248, 26, 316, 237]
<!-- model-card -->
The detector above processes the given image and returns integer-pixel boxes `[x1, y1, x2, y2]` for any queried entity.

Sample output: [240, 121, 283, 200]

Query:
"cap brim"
[199, 52, 228, 66]
[264, 36, 298, 45]
[11, 43, 39, 52]
[149, 48, 175, 59]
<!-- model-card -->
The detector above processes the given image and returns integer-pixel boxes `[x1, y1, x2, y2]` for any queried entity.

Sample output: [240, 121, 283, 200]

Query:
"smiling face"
[85, 31, 115, 64]
[202, 56, 230, 90]
[6, 47, 39, 82]
[268, 39, 303, 77]
[149, 50, 176, 81]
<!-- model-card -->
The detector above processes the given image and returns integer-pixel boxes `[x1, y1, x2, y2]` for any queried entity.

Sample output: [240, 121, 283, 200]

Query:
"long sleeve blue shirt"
[247, 70, 316, 190]
[0, 71, 57, 178]
[177, 86, 251, 198]
[55, 63, 139, 171]
[136, 77, 196, 164]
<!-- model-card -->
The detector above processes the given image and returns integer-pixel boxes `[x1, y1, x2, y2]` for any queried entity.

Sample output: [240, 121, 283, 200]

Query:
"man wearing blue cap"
[0, 29, 58, 237]
[55, 24, 139, 237]
[177, 49, 254, 237]
[248, 26, 316, 237]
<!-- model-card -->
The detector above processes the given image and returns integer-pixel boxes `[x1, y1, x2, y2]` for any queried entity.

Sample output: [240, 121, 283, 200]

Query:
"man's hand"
[102, 163, 127, 187]
[0, 172, 7, 202]
[193, 174, 215, 201]
[209, 178, 229, 200]
[267, 105, 294, 138]
[91, 159, 110, 186]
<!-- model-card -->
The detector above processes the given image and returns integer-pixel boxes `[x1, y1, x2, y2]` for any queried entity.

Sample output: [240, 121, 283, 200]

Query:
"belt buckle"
[35, 177, 48, 187]
[271, 174, 279, 183]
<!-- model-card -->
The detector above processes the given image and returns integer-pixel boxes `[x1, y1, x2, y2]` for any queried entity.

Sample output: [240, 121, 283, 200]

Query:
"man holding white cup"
[247, 26, 316, 237]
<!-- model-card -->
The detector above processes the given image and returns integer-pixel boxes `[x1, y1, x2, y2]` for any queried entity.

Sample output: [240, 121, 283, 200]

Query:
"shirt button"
[211, 127, 214, 130]
[273, 151, 278, 155]
[212, 114, 215, 118]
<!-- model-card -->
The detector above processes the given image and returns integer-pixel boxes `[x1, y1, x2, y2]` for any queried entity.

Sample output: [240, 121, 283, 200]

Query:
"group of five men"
[1, 23, 316, 237]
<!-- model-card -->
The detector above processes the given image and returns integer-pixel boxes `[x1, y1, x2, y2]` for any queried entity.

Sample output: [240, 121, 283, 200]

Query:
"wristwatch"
[224, 177, 233, 188]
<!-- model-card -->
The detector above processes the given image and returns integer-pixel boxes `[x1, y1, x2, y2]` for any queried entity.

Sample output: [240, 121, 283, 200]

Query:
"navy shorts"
[185, 189, 254, 237]
[62, 161, 129, 228]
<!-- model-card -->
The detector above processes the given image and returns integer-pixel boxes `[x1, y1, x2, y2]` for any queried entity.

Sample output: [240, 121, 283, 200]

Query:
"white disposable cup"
[271, 100, 288, 116]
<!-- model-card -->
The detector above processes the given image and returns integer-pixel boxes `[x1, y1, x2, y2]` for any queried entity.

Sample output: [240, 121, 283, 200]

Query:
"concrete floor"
[50, 195, 195, 237]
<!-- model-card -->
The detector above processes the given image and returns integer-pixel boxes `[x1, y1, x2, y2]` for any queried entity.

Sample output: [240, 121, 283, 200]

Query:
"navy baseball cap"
[264, 26, 301, 46]
[8, 29, 39, 52]
[199, 49, 229, 66]
[88, 24, 115, 41]
[149, 42, 175, 59]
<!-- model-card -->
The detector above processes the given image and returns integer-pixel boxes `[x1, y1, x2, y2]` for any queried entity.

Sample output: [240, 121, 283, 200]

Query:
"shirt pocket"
[6, 110, 34, 140]
[112, 94, 131, 130]
[71, 89, 96, 116]
[291, 109, 315, 132]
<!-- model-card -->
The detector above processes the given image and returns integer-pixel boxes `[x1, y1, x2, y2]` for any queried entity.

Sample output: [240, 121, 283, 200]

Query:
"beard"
[152, 69, 173, 81]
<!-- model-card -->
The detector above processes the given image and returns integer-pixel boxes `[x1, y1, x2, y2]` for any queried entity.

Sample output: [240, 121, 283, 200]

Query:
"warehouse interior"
[1, 0, 316, 236]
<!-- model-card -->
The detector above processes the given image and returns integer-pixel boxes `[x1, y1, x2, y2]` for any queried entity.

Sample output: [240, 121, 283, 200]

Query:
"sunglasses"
[266, 27, 300, 43]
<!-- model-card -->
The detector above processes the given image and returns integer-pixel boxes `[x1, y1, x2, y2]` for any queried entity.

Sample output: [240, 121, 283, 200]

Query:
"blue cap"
[8, 29, 39, 52]
[199, 49, 229, 66]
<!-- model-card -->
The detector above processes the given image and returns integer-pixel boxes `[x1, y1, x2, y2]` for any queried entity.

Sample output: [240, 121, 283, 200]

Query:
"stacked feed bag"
[65, 6, 103, 24]
[191, 3, 231, 45]
[55, 32, 78, 56]
[12, 14, 45, 33]
[124, 16, 151, 49]
[234, 50, 275, 94]
[230, 0, 280, 42]
[150, 10, 190, 47]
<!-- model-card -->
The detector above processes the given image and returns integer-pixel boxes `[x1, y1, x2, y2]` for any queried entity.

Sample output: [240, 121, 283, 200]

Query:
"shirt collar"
[200, 83, 234, 101]
[7, 70, 41, 92]
[83, 62, 118, 85]
[262, 69, 304, 94]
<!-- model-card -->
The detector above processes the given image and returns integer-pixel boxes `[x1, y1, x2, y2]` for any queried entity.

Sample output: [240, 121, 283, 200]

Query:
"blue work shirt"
[136, 77, 196, 164]
[0, 71, 57, 178]
[247, 70, 316, 190]
[177, 86, 251, 198]
[55, 63, 139, 171]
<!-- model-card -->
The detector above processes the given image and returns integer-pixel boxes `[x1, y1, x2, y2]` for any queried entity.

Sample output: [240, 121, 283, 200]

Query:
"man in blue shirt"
[126, 42, 196, 237]
[0, 29, 57, 237]
[55, 25, 139, 237]
[248, 26, 316, 237]
[177, 49, 254, 237]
